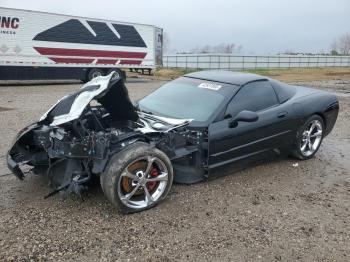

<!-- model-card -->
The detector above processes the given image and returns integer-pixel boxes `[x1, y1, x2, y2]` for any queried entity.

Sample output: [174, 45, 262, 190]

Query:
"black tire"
[106, 68, 125, 81]
[87, 68, 104, 81]
[291, 115, 325, 160]
[100, 142, 173, 214]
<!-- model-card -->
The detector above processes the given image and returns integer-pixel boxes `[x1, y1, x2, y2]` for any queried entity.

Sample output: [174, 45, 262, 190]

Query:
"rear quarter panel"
[292, 87, 339, 137]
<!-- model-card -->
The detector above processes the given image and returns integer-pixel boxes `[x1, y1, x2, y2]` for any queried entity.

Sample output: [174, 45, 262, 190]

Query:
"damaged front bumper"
[6, 153, 25, 180]
[6, 122, 41, 180]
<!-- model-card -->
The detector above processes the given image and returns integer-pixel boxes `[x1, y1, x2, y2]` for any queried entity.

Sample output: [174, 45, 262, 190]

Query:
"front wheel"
[292, 115, 324, 160]
[100, 142, 173, 214]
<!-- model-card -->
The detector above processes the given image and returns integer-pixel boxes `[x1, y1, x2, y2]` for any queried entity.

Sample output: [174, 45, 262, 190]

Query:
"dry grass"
[152, 67, 350, 82]
[243, 67, 350, 82]
[153, 68, 196, 79]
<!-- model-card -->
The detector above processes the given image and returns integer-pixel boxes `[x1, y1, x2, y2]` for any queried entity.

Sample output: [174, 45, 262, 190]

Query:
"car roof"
[183, 70, 268, 86]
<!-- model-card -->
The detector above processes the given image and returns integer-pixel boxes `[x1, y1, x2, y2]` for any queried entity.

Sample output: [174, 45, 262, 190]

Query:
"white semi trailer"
[0, 7, 163, 81]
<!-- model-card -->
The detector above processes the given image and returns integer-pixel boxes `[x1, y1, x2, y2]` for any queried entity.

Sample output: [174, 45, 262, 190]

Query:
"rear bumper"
[324, 100, 339, 137]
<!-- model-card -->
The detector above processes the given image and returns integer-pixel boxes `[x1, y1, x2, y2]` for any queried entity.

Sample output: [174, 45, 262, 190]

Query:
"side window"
[226, 81, 278, 117]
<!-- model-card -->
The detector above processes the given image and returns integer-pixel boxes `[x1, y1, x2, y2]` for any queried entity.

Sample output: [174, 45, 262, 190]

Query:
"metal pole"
[289, 56, 291, 68]
[278, 56, 280, 68]
[255, 56, 257, 69]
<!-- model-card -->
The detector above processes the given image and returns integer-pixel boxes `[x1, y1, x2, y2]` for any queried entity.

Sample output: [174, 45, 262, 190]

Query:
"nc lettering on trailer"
[0, 16, 19, 29]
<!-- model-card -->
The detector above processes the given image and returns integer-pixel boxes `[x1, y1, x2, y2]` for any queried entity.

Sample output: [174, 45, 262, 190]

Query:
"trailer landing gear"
[129, 68, 152, 75]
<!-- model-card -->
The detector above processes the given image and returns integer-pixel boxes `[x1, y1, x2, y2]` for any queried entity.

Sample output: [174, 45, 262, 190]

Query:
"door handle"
[277, 111, 288, 118]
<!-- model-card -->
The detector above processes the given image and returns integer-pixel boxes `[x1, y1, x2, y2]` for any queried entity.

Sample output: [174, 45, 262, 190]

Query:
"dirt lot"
[0, 76, 349, 261]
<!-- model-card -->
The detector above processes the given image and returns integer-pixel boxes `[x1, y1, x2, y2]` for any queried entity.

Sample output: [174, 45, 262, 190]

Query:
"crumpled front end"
[7, 73, 140, 196]
[7, 72, 194, 198]
[7, 116, 140, 198]
[7, 123, 44, 180]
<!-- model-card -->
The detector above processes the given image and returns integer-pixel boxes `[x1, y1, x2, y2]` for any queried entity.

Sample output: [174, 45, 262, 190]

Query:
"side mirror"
[228, 110, 259, 128]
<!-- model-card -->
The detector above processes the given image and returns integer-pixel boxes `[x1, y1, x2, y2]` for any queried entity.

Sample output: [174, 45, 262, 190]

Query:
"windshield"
[139, 77, 227, 122]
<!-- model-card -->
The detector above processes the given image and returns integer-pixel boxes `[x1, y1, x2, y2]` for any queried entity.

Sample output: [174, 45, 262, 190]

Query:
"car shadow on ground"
[11, 155, 298, 212]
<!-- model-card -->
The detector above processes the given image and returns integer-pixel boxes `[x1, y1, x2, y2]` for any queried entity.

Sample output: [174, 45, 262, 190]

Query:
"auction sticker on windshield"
[198, 82, 222, 91]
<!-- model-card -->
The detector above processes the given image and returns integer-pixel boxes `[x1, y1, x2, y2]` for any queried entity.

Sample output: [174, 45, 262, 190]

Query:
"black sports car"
[7, 71, 339, 213]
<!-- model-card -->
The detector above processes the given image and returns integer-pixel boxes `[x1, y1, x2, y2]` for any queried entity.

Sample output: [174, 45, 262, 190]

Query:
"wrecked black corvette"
[7, 71, 339, 213]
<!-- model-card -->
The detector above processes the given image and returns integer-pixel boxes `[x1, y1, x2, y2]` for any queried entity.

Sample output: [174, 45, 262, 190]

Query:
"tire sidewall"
[100, 142, 173, 214]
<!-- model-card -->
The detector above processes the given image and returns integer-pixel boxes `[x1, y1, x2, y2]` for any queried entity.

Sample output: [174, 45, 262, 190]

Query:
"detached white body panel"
[40, 72, 191, 131]
[40, 74, 114, 126]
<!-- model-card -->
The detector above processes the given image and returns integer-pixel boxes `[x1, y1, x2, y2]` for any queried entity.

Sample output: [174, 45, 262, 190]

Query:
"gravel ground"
[0, 78, 349, 261]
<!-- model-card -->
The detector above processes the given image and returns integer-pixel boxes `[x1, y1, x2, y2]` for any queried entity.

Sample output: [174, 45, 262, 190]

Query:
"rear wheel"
[292, 115, 324, 160]
[100, 142, 173, 213]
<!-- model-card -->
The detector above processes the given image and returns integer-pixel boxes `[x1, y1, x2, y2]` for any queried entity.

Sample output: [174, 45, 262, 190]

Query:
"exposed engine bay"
[7, 73, 205, 199]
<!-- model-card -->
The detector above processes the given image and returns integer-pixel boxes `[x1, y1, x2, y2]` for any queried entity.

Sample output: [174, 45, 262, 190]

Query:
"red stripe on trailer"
[49, 57, 94, 64]
[96, 59, 118, 65]
[34, 47, 147, 59]
[119, 60, 143, 65]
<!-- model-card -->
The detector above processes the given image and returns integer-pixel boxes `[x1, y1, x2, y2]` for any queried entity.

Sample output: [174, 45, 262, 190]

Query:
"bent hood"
[40, 73, 138, 126]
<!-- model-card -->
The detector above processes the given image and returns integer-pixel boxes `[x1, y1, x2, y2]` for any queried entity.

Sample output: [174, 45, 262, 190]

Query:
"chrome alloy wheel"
[117, 156, 169, 209]
[300, 119, 323, 157]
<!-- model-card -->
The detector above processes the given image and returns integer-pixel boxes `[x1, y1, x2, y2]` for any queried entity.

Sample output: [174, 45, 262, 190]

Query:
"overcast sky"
[1, 0, 349, 54]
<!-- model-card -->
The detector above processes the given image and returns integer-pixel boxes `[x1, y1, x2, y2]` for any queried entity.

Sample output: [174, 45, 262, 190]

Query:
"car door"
[208, 80, 295, 175]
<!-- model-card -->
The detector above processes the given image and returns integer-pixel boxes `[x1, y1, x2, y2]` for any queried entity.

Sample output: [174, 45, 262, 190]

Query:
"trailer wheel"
[87, 68, 104, 81]
[107, 68, 125, 81]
